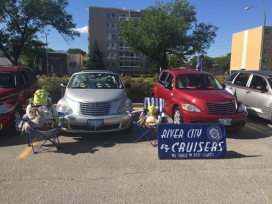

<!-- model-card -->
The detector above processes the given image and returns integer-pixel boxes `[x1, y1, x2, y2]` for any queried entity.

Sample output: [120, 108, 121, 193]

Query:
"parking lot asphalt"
[0, 111, 272, 203]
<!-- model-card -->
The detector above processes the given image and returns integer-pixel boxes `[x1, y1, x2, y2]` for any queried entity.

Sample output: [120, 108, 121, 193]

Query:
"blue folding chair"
[19, 98, 64, 153]
[127, 97, 168, 147]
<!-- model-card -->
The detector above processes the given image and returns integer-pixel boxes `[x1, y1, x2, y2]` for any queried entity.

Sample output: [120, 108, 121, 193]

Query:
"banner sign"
[158, 123, 227, 159]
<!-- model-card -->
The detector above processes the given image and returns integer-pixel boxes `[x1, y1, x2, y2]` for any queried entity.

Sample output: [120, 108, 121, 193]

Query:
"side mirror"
[61, 83, 67, 88]
[164, 83, 172, 89]
[221, 84, 226, 89]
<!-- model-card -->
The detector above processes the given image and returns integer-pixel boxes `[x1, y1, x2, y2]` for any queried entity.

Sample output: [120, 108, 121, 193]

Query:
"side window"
[225, 72, 239, 84]
[233, 73, 250, 87]
[166, 74, 174, 87]
[158, 72, 168, 85]
[20, 72, 27, 86]
[22, 68, 37, 85]
[250, 75, 267, 90]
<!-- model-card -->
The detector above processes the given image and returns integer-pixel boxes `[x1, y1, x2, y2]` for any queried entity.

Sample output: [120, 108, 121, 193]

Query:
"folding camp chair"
[19, 98, 64, 153]
[127, 97, 167, 147]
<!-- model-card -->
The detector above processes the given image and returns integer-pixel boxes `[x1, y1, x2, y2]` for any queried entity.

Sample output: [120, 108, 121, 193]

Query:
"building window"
[107, 13, 116, 20]
[112, 33, 117, 40]
[265, 29, 270, 34]
[107, 23, 110, 30]
[265, 39, 269, 44]
[107, 52, 112, 59]
[112, 62, 115, 67]
[107, 62, 110, 67]
[112, 43, 116, 50]
[264, 49, 269, 53]
[112, 23, 117, 30]
[112, 52, 117, 59]
[107, 43, 111, 50]
[263, 58, 268, 63]
[107, 33, 111, 40]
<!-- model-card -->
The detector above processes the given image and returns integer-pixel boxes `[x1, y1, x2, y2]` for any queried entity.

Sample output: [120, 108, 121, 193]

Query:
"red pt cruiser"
[151, 69, 247, 131]
[0, 65, 39, 135]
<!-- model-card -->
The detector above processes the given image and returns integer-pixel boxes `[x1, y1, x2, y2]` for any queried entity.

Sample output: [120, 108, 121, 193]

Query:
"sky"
[44, 0, 272, 58]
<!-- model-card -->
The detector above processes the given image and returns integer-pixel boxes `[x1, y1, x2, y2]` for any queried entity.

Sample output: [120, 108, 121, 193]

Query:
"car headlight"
[238, 103, 247, 113]
[0, 104, 13, 113]
[118, 103, 133, 113]
[182, 104, 201, 112]
[56, 104, 73, 114]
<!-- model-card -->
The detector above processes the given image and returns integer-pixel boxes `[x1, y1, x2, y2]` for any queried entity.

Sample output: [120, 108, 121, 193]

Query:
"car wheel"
[10, 107, 22, 135]
[173, 107, 183, 124]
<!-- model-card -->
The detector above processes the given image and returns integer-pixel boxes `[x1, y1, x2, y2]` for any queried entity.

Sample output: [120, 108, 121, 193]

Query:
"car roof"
[162, 68, 211, 76]
[0, 65, 27, 73]
[237, 70, 272, 77]
[81, 70, 113, 73]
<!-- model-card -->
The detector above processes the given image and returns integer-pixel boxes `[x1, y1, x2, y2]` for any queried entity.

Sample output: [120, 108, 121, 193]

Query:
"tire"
[173, 106, 183, 124]
[10, 107, 23, 135]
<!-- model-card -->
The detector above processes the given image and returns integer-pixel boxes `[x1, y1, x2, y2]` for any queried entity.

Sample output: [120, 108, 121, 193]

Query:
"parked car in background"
[151, 69, 248, 131]
[51, 73, 64, 78]
[0, 65, 39, 135]
[56, 70, 133, 133]
[224, 70, 272, 122]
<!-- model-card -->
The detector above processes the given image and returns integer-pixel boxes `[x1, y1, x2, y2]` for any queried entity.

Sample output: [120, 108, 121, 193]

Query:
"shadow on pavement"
[226, 150, 261, 159]
[30, 126, 158, 155]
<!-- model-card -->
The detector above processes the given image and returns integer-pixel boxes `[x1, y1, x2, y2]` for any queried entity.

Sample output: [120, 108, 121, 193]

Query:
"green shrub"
[121, 74, 158, 103]
[37, 75, 69, 103]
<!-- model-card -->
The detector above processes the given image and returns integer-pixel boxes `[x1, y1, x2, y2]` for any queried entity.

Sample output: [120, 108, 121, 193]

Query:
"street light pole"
[45, 33, 49, 76]
[42, 30, 50, 76]
[245, 4, 266, 70]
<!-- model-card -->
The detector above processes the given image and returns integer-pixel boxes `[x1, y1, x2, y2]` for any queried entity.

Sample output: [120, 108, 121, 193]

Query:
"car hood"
[177, 90, 235, 102]
[0, 88, 18, 101]
[64, 88, 127, 102]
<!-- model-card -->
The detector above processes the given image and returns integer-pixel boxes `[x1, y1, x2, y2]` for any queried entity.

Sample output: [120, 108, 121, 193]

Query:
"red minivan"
[0, 65, 39, 135]
[151, 69, 248, 131]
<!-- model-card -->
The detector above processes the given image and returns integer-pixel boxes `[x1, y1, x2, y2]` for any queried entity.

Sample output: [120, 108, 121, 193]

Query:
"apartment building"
[88, 6, 150, 74]
[230, 26, 272, 73]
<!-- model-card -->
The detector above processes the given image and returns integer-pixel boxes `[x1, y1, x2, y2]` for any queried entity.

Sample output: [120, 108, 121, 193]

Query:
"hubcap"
[174, 110, 180, 124]
[14, 111, 21, 131]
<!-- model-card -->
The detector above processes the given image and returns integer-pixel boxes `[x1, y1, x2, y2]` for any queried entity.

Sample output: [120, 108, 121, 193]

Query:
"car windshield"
[176, 74, 223, 90]
[67, 72, 124, 89]
[0, 72, 16, 88]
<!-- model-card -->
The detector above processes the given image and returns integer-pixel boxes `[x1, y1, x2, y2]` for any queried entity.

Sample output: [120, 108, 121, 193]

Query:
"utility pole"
[43, 30, 50, 76]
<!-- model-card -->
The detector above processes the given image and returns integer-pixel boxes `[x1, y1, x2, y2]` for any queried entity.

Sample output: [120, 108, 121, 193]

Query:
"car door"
[161, 73, 174, 115]
[244, 74, 272, 119]
[231, 72, 251, 102]
[154, 72, 169, 99]
[224, 72, 239, 94]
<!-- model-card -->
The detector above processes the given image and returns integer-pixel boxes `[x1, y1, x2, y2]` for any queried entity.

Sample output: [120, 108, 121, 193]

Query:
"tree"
[0, 0, 80, 65]
[215, 53, 231, 74]
[119, 0, 218, 72]
[85, 40, 105, 70]
[66, 48, 87, 56]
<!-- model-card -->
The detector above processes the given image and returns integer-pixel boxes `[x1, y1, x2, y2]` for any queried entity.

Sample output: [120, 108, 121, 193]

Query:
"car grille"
[79, 102, 110, 116]
[205, 102, 235, 115]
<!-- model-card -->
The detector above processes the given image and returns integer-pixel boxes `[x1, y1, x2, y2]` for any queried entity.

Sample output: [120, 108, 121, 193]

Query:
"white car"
[57, 70, 133, 133]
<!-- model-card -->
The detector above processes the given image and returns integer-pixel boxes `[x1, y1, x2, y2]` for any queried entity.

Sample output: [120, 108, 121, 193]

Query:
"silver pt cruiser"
[56, 70, 133, 133]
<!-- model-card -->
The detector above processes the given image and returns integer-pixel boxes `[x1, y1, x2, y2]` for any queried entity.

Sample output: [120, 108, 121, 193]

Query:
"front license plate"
[87, 119, 104, 127]
[218, 118, 232, 125]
